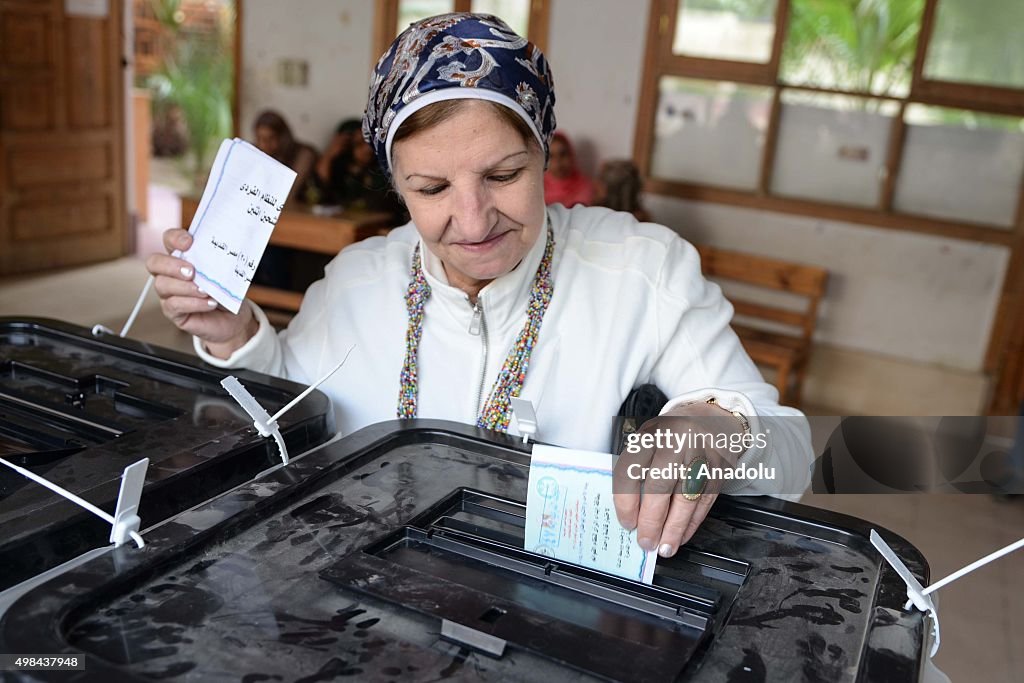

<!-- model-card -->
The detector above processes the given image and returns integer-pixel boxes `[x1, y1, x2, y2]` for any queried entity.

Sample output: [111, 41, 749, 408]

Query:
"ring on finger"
[682, 454, 708, 501]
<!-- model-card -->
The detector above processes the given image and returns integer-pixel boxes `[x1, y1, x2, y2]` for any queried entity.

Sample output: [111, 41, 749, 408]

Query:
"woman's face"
[255, 125, 280, 157]
[392, 101, 546, 295]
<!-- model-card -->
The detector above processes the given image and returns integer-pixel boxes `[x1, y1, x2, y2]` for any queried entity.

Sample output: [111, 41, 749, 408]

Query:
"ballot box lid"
[0, 318, 334, 591]
[0, 420, 930, 682]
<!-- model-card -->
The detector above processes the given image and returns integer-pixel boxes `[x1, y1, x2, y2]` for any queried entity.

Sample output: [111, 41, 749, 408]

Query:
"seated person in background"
[543, 130, 594, 207]
[327, 137, 408, 224]
[253, 109, 319, 205]
[594, 159, 652, 223]
[251, 110, 319, 290]
[314, 118, 363, 199]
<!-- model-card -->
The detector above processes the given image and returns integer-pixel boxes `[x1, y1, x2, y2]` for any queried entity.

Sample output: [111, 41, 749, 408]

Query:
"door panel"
[0, 0, 126, 275]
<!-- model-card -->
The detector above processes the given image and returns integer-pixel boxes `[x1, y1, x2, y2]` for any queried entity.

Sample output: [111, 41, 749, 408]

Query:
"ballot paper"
[180, 138, 297, 314]
[524, 444, 657, 584]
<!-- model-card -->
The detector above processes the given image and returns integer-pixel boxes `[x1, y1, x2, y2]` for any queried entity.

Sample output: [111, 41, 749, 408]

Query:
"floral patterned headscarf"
[362, 12, 557, 174]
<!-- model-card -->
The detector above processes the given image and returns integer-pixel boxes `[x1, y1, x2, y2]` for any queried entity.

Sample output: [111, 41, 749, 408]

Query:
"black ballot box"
[0, 420, 930, 682]
[0, 318, 334, 592]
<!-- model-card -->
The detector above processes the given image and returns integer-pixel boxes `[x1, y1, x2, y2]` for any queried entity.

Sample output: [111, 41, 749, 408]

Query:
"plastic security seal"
[871, 528, 1024, 657]
[0, 457, 149, 549]
[220, 376, 291, 465]
[221, 345, 355, 465]
[510, 397, 537, 444]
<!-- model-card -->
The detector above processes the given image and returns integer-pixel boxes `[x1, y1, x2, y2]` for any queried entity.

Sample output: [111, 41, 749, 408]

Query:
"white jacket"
[197, 204, 812, 496]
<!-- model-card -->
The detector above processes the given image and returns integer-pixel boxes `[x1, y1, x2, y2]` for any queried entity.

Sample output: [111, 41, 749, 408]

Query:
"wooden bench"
[180, 196, 395, 314]
[696, 244, 828, 407]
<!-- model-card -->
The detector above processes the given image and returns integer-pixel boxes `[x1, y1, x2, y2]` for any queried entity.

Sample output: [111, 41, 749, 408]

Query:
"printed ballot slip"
[181, 138, 297, 314]
[524, 444, 657, 584]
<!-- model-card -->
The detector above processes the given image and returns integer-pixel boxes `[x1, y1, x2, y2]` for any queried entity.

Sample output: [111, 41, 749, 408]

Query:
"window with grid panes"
[636, 0, 1024, 243]
[376, 0, 548, 64]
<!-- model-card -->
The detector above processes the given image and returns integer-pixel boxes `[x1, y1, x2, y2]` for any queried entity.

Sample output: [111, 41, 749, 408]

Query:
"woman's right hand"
[146, 229, 258, 359]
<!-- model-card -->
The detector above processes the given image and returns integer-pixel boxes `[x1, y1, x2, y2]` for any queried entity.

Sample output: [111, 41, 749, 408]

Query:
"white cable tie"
[220, 376, 289, 464]
[220, 346, 353, 466]
[871, 529, 940, 655]
[269, 345, 354, 424]
[119, 274, 155, 337]
[0, 457, 148, 549]
[109, 458, 149, 547]
[922, 536, 1024, 596]
[872, 529, 1024, 658]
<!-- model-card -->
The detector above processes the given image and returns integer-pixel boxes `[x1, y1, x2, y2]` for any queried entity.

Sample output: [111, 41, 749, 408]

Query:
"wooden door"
[0, 0, 126, 276]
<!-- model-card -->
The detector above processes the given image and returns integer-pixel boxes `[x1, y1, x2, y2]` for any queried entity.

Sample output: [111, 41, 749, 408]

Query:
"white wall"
[240, 0, 375, 150]
[241, 0, 1011, 374]
[643, 196, 1010, 370]
[544, 0, 650, 173]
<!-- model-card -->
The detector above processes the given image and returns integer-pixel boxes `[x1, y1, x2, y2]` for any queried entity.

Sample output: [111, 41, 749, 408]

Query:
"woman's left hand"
[612, 401, 745, 558]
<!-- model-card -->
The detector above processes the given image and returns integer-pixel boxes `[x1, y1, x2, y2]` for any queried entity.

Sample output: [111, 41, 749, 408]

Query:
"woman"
[251, 110, 321, 290]
[314, 117, 362, 196]
[147, 13, 811, 559]
[252, 109, 318, 205]
[543, 131, 594, 207]
[326, 136, 408, 223]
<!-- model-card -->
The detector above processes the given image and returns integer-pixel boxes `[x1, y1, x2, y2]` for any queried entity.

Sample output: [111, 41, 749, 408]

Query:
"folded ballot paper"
[525, 444, 657, 584]
[180, 138, 297, 314]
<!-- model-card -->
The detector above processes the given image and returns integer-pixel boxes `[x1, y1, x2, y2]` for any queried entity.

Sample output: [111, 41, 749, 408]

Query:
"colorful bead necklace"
[397, 227, 555, 432]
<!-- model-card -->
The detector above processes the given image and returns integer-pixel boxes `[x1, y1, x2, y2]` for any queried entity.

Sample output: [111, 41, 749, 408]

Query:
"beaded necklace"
[397, 227, 555, 431]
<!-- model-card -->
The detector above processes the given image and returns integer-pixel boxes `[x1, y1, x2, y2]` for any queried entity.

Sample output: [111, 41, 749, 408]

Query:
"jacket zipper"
[468, 299, 489, 416]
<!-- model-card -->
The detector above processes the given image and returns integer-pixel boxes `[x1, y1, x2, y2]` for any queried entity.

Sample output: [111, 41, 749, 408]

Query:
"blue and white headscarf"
[362, 13, 557, 174]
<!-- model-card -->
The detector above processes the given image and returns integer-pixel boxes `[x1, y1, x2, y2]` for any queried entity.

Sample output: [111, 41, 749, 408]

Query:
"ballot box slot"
[410, 488, 744, 606]
[0, 361, 184, 458]
[109, 391, 182, 421]
[670, 546, 749, 587]
[432, 514, 523, 547]
[718, 501, 869, 550]
[417, 526, 719, 618]
[322, 524, 713, 682]
[0, 414, 88, 466]
[0, 392, 122, 440]
[2, 325, 299, 406]
[2, 360, 78, 389]
[321, 488, 743, 680]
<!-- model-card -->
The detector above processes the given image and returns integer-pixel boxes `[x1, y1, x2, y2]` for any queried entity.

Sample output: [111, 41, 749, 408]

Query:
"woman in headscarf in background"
[148, 13, 812, 558]
[252, 109, 318, 205]
[543, 131, 594, 207]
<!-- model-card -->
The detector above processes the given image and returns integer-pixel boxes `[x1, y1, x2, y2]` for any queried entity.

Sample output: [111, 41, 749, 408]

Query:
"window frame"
[634, 0, 1024, 393]
[372, 0, 550, 66]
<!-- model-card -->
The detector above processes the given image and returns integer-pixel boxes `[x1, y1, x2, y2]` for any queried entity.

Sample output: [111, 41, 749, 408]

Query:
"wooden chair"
[695, 245, 828, 407]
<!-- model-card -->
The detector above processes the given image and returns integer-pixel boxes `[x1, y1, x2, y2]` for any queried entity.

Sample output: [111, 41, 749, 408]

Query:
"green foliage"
[781, 0, 924, 96]
[149, 0, 183, 32]
[146, 3, 234, 187]
[925, 0, 1024, 90]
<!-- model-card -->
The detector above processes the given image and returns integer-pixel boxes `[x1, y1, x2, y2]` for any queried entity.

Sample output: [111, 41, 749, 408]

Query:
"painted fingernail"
[659, 543, 675, 558]
[196, 285, 205, 294]
[638, 536, 656, 552]
[180, 266, 193, 278]
[207, 299, 218, 308]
